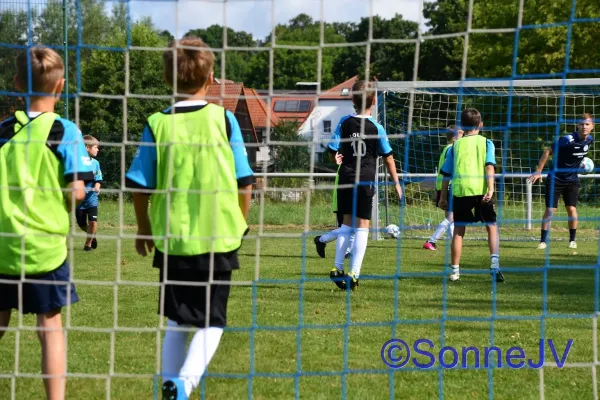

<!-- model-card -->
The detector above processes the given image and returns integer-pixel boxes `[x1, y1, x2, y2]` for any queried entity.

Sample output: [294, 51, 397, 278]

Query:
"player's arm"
[227, 111, 253, 223]
[528, 146, 552, 184]
[438, 147, 454, 211]
[93, 162, 103, 193]
[376, 124, 402, 199]
[327, 119, 343, 164]
[125, 124, 157, 256]
[483, 140, 497, 202]
[58, 123, 95, 211]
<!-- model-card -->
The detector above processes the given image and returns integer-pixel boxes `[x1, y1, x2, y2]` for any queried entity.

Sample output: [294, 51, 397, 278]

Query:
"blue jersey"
[125, 103, 254, 190]
[548, 133, 594, 183]
[78, 158, 103, 210]
[0, 113, 95, 183]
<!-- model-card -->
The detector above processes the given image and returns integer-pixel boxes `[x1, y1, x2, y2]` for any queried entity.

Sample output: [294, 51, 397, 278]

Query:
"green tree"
[79, 17, 170, 187]
[185, 25, 257, 83]
[272, 121, 310, 172]
[332, 14, 418, 82]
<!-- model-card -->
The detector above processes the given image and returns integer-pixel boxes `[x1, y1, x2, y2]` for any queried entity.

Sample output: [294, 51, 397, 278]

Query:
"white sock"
[347, 233, 355, 254]
[449, 223, 454, 239]
[350, 228, 369, 278]
[490, 254, 499, 269]
[179, 327, 224, 396]
[451, 265, 460, 274]
[320, 227, 341, 243]
[334, 224, 353, 270]
[429, 219, 451, 243]
[161, 319, 190, 380]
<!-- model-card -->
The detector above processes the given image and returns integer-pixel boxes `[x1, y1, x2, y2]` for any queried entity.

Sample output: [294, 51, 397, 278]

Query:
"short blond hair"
[163, 36, 214, 93]
[581, 113, 594, 122]
[83, 135, 99, 147]
[352, 80, 376, 110]
[16, 46, 64, 94]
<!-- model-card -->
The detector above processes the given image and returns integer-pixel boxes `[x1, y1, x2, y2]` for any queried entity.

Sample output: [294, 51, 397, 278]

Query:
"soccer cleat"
[348, 272, 359, 292]
[449, 271, 460, 282]
[568, 241, 577, 249]
[423, 241, 437, 251]
[161, 378, 188, 400]
[91, 238, 98, 249]
[314, 236, 326, 258]
[329, 268, 347, 290]
[537, 242, 547, 250]
[345, 250, 351, 259]
[491, 268, 505, 283]
[83, 246, 93, 252]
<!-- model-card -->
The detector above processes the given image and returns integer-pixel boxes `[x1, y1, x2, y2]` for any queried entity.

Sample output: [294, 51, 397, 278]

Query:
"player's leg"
[75, 208, 87, 232]
[329, 187, 353, 289]
[475, 197, 504, 282]
[37, 308, 66, 400]
[564, 181, 580, 249]
[32, 261, 79, 400]
[161, 269, 230, 399]
[314, 213, 342, 258]
[539, 180, 560, 249]
[84, 207, 98, 250]
[448, 196, 475, 281]
[345, 186, 375, 291]
[0, 310, 10, 340]
[0, 279, 14, 341]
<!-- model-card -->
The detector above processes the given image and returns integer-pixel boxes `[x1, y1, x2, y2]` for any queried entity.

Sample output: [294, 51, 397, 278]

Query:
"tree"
[78, 17, 170, 187]
[184, 25, 257, 84]
[332, 14, 419, 82]
[272, 121, 310, 172]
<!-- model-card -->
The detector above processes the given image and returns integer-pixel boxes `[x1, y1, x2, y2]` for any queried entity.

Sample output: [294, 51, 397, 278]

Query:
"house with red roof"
[297, 76, 359, 161]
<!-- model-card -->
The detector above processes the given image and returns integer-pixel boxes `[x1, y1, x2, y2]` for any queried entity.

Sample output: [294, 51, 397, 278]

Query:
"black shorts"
[452, 195, 497, 224]
[336, 185, 374, 220]
[0, 261, 79, 314]
[335, 211, 343, 228]
[545, 180, 579, 208]
[158, 267, 232, 328]
[76, 206, 98, 229]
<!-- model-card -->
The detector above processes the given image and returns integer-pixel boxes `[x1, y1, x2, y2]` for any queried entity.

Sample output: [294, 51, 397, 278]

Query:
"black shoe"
[491, 269, 505, 283]
[314, 236, 326, 258]
[329, 268, 347, 290]
[91, 238, 97, 249]
[83, 246, 93, 252]
[161, 380, 177, 400]
[348, 272, 359, 292]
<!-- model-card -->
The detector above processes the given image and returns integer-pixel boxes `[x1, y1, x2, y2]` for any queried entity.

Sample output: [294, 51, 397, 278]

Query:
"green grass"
[0, 201, 599, 399]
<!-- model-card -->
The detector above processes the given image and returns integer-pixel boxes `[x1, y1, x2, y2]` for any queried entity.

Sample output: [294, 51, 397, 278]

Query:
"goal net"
[2, 0, 600, 399]
[376, 80, 600, 242]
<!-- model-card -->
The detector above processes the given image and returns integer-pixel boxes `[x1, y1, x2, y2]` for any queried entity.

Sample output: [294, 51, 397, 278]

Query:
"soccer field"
[0, 202, 598, 399]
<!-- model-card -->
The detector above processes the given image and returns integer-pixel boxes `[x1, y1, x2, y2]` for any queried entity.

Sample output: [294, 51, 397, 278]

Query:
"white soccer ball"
[580, 157, 594, 174]
[385, 224, 400, 239]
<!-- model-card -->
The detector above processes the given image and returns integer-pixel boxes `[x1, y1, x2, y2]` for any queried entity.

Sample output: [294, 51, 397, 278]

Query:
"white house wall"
[298, 99, 356, 153]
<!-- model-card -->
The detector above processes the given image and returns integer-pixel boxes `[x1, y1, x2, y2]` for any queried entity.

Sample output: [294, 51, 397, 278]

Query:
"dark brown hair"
[352, 80, 376, 111]
[461, 108, 482, 131]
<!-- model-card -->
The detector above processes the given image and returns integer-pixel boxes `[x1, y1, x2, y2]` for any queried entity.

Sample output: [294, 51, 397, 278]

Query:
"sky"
[123, 0, 426, 40]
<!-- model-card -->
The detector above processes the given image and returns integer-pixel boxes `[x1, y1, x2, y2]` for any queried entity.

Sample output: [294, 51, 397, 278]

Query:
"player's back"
[336, 116, 389, 184]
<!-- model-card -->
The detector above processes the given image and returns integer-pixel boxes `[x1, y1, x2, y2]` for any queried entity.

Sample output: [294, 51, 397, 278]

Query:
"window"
[273, 100, 312, 112]
[323, 120, 331, 133]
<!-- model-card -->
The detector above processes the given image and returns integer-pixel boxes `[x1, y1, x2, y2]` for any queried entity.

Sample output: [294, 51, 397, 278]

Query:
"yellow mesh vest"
[147, 104, 248, 256]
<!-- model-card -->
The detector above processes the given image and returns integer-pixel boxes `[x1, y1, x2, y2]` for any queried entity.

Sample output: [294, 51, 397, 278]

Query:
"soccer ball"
[580, 157, 594, 174]
[385, 224, 400, 239]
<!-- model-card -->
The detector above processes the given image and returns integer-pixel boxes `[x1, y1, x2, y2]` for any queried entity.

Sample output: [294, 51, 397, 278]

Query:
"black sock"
[569, 229, 577, 242]
[541, 229, 549, 243]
